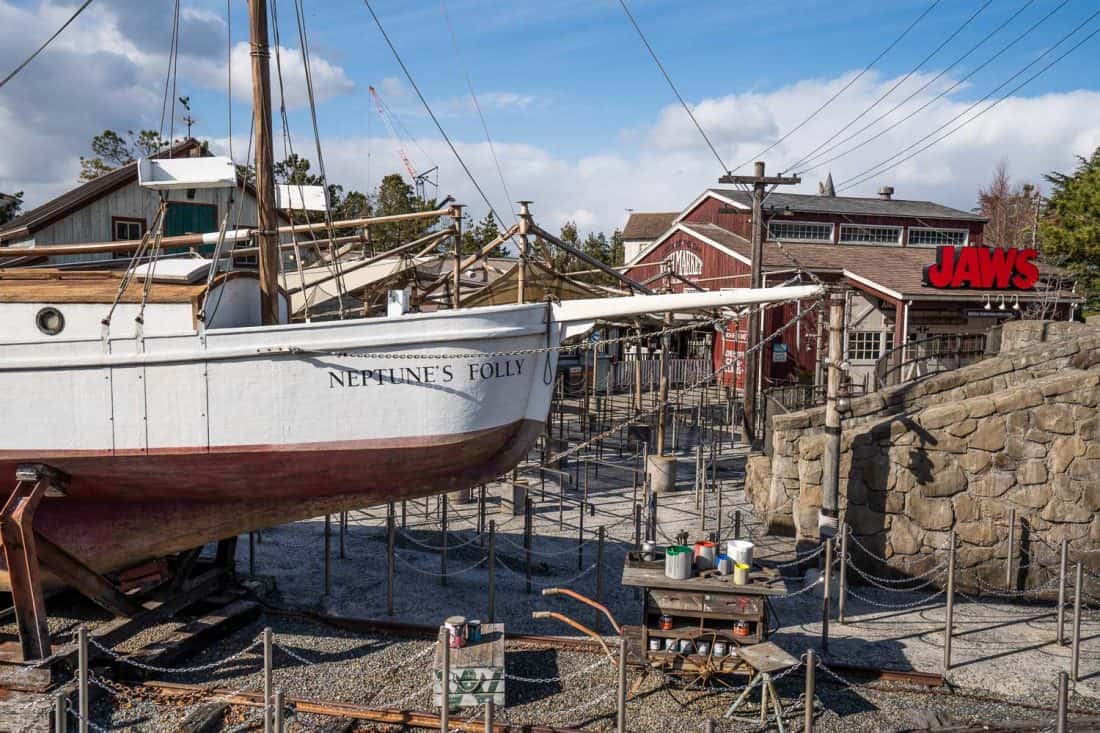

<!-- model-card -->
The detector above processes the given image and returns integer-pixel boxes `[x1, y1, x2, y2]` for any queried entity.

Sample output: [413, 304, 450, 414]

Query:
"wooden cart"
[620, 552, 786, 689]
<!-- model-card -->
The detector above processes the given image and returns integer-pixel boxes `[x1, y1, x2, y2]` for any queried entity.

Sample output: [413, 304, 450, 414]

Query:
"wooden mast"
[248, 0, 281, 325]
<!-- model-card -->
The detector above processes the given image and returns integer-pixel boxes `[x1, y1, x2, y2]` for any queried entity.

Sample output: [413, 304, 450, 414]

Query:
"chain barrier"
[959, 570, 1063, 598]
[496, 533, 592, 558]
[87, 634, 261, 674]
[65, 702, 111, 733]
[396, 527, 485, 551]
[846, 559, 947, 592]
[845, 585, 946, 610]
[505, 655, 611, 684]
[767, 541, 828, 569]
[496, 556, 599, 588]
[394, 550, 488, 577]
[371, 680, 433, 710]
[547, 686, 618, 723]
[777, 575, 825, 599]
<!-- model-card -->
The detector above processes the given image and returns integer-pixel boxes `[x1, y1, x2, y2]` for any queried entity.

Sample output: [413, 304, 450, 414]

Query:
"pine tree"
[1041, 148, 1100, 315]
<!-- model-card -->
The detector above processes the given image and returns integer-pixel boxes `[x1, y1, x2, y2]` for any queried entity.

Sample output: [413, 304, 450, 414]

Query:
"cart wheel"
[657, 629, 741, 701]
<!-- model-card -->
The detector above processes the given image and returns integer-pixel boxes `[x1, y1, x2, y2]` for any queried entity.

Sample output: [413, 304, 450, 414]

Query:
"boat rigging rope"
[101, 201, 168, 338]
[0, 0, 94, 91]
[135, 196, 170, 334]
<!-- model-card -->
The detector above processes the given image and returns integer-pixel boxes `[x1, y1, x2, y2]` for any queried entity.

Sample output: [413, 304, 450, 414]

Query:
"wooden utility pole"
[717, 162, 800, 443]
[820, 288, 846, 539]
[248, 0, 281, 325]
[656, 311, 672, 455]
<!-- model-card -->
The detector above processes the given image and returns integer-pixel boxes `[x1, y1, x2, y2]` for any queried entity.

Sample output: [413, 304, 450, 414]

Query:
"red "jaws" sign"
[923, 246, 1039, 290]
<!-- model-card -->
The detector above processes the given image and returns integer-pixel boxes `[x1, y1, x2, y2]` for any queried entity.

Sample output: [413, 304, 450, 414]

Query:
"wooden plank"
[621, 562, 785, 596]
[738, 642, 799, 674]
[118, 599, 260, 679]
[35, 533, 139, 618]
[0, 662, 51, 692]
[173, 702, 228, 733]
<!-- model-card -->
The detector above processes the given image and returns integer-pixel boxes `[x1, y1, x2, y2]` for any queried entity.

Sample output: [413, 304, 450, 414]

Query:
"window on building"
[847, 331, 884, 361]
[112, 217, 144, 241]
[768, 221, 833, 242]
[165, 202, 217, 237]
[908, 227, 968, 247]
[839, 224, 901, 245]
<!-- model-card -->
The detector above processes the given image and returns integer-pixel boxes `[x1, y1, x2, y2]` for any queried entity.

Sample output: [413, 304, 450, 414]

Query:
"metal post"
[249, 532, 256, 574]
[488, 520, 496, 622]
[820, 289, 846, 543]
[323, 514, 331, 598]
[944, 530, 956, 671]
[695, 443, 703, 513]
[77, 626, 88, 733]
[441, 495, 448, 587]
[838, 523, 848, 624]
[595, 526, 605, 631]
[339, 511, 346, 559]
[647, 492, 657, 544]
[704, 719, 716, 733]
[735, 509, 741, 540]
[578, 498, 586, 571]
[524, 496, 532, 594]
[386, 503, 395, 616]
[1057, 539, 1067, 645]
[485, 699, 495, 733]
[1056, 671, 1068, 733]
[54, 691, 66, 733]
[804, 649, 816, 733]
[1072, 562, 1082, 682]
[1006, 508, 1015, 590]
[273, 690, 284, 733]
[478, 485, 486, 545]
[401, 499, 407, 529]
[633, 503, 642, 551]
[263, 627, 273, 733]
[822, 538, 832, 653]
[440, 627, 450, 733]
[616, 636, 627, 733]
[716, 462, 724, 539]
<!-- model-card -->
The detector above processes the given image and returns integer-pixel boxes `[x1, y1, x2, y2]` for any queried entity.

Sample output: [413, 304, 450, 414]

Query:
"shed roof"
[703, 189, 987, 222]
[622, 212, 679, 240]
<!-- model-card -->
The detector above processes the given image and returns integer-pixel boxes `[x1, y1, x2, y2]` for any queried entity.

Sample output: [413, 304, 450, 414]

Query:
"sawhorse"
[724, 642, 799, 732]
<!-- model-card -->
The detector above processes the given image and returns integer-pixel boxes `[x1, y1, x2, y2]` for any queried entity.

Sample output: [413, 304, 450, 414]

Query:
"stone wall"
[746, 320, 1100, 585]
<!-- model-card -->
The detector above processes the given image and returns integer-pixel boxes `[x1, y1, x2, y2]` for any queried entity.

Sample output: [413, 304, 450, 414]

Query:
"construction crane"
[369, 85, 438, 201]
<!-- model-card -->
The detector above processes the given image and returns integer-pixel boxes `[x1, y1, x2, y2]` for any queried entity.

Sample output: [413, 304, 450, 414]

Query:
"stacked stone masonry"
[745, 318, 1100, 589]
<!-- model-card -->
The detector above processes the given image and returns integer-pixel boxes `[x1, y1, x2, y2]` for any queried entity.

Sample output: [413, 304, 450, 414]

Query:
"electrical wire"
[361, 0, 509, 233]
[439, 0, 518, 227]
[731, 0, 942, 174]
[838, 18, 1100, 193]
[795, 0, 1057, 178]
[783, 0, 992, 174]
[616, 0, 732, 181]
[837, 9, 1100, 191]
[0, 0, 94, 91]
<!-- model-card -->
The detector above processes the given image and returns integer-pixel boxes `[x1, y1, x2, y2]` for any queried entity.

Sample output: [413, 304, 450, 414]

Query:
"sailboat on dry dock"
[0, 1, 820, 659]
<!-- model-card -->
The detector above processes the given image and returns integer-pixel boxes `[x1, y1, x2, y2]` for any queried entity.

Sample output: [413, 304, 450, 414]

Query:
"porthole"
[35, 307, 65, 336]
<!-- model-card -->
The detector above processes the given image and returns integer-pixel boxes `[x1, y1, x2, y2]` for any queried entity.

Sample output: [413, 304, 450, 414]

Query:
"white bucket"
[728, 540, 754, 567]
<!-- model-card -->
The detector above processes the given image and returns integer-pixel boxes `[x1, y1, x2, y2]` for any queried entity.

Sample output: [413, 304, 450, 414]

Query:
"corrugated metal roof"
[705, 189, 987, 222]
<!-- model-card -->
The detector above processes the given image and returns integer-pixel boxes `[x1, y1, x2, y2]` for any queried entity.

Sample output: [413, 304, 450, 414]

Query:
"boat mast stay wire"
[0, 0, 94, 91]
[615, 0, 741, 191]
[439, 0, 519, 228]
[792, 0, 1059, 179]
[782, 0, 992, 175]
[731, 0, 942, 176]
[837, 10, 1100, 191]
[159, 0, 182, 149]
[361, 0, 512, 237]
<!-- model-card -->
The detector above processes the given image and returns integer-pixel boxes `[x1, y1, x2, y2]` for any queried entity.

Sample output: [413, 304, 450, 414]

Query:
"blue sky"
[2, 0, 1099, 233]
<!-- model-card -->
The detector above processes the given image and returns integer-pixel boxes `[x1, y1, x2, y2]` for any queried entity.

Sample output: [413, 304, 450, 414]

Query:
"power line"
[362, 0, 508, 232]
[838, 16, 1100, 192]
[795, 0, 1056, 178]
[616, 0, 733, 183]
[439, 0, 518, 227]
[730, 0, 942, 174]
[783, 0, 992, 174]
[0, 0, 94, 91]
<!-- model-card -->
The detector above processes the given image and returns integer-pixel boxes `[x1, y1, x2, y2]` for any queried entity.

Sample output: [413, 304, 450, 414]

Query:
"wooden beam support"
[34, 533, 139, 618]
[0, 472, 53, 661]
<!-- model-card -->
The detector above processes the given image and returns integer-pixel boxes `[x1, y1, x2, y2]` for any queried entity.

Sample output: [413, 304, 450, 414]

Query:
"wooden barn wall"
[631, 230, 751, 291]
[680, 198, 751, 238]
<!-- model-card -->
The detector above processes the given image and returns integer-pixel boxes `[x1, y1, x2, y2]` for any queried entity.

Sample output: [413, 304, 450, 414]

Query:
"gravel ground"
[23, 392, 1100, 731]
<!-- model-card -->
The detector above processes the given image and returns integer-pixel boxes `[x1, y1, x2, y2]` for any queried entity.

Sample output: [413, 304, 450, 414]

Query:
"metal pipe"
[249, 532, 256, 575]
[541, 587, 621, 634]
[944, 531, 956, 672]
[595, 526, 605, 631]
[54, 691, 66, 733]
[323, 515, 331, 598]
[339, 511, 346, 559]
[530, 611, 613, 659]
[822, 538, 832, 654]
[525, 496, 533, 595]
[805, 649, 816, 733]
[78, 626, 88, 733]
[441, 496, 448, 587]
[263, 627, 273, 733]
[1056, 671, 1068, 733]
[838, 522, 848, 624]
[1057, 539, 1067, 645]
[440, 627, 450, 733]
[1006, 508, 1015, 590]
[488, 520, 496, 623]
[274, 690, 284, 733]
[386, 503, 395, 617]
[485, 699, 495, 733]
[734, 509, 741, 540]
[616, 636, 627, 733]
[1072, 562, 1082, 681]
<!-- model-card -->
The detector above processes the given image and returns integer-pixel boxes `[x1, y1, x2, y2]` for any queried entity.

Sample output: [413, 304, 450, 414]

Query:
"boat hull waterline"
[0, 287, 820, 588]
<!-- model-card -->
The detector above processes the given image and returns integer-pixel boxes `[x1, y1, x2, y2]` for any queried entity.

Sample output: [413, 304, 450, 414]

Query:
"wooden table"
[432, 623, 505, 710]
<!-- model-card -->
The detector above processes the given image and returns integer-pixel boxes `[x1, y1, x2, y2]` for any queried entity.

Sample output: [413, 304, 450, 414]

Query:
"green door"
[164, 202, 218, 255]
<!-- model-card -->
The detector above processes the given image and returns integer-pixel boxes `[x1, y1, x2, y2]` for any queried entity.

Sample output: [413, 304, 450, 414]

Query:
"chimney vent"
[878, 186, 894, 200]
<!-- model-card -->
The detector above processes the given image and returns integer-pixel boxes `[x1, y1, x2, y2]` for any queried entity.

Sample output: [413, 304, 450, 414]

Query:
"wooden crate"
[432, 623, 505, 709]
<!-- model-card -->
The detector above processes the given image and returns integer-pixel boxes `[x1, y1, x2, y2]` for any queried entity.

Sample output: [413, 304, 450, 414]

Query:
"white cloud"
[189, 42, 355, 109]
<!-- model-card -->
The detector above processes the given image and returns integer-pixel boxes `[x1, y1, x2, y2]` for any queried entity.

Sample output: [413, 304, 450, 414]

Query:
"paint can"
[728, 539, 754, 568]
[659, 615, 674, 631]
[715, 553, 732, 575]
[664, 545, 693, 580]
[678, 639, 694, 654]
[642, 541, 657, 562]
[713, 641, 729, 657]
[467, 619, 482, 643]
[694, 540, 716, 571]
[695, 641, 710, 656]
[649, 638, 662, 652]
[733, 621, 751, 638]
[733, 562, 750, 586]
[444, 616, 467, 649]
[665, 638, 677, 651]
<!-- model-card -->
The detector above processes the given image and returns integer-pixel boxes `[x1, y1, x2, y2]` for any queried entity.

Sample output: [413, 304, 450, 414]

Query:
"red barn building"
[624, 186, 1080, 393]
